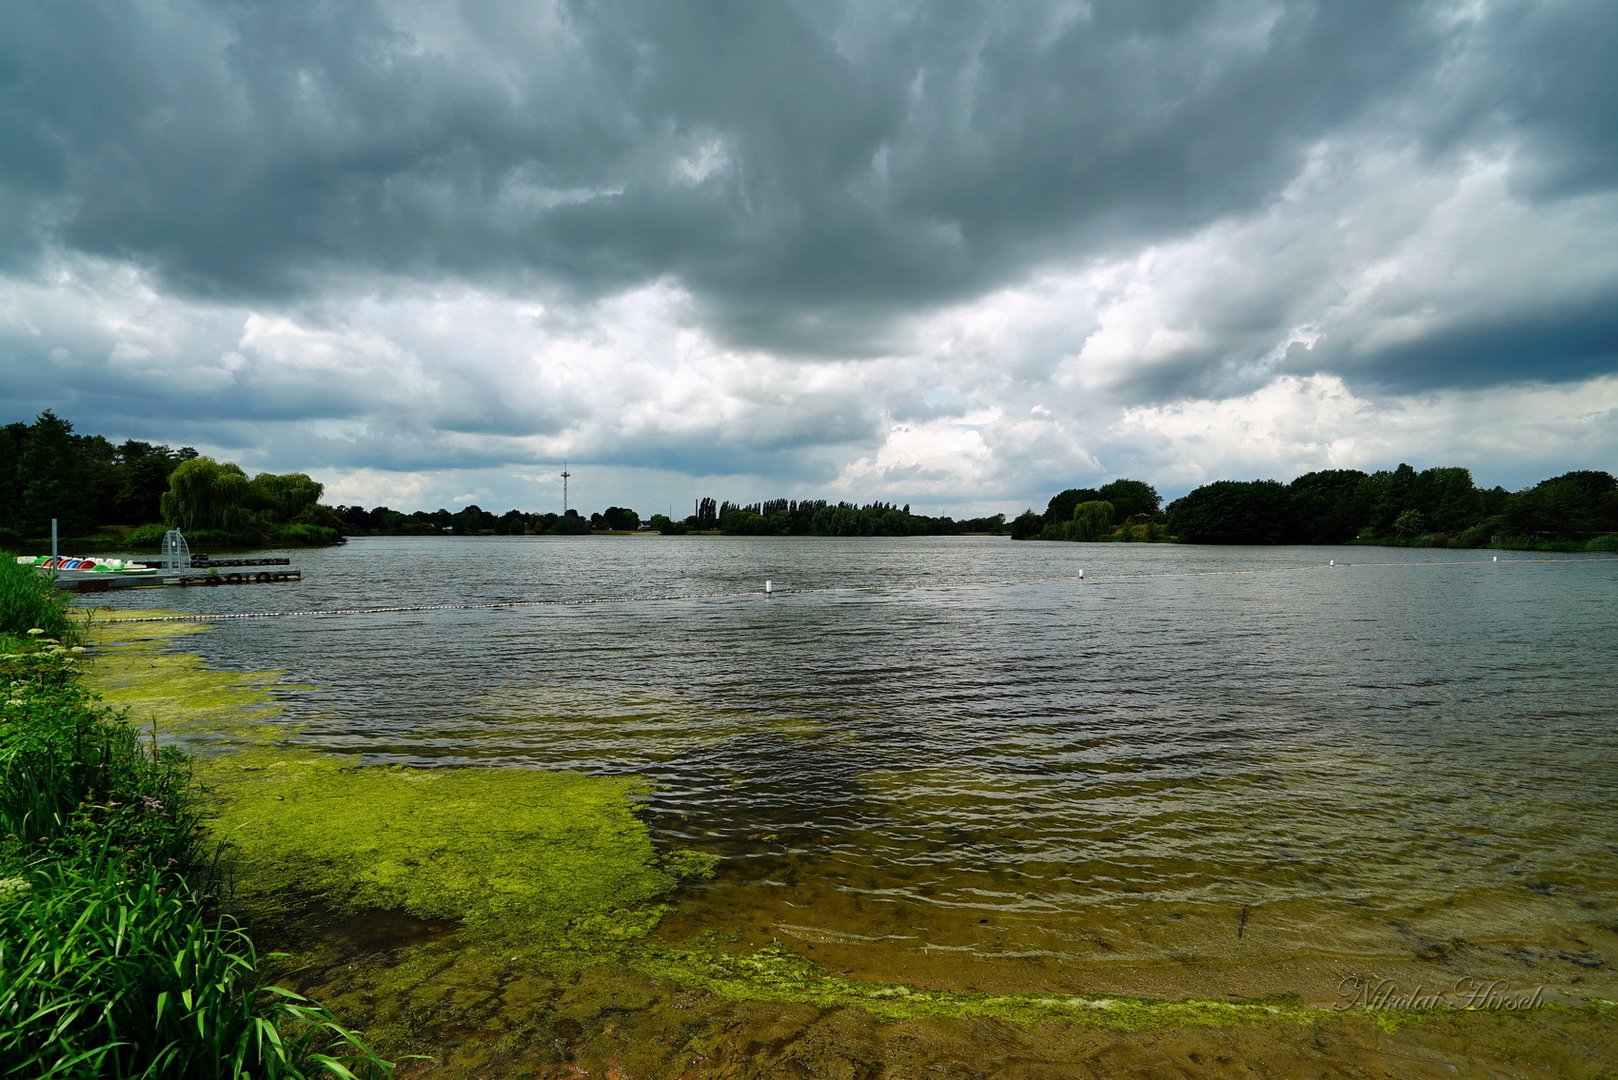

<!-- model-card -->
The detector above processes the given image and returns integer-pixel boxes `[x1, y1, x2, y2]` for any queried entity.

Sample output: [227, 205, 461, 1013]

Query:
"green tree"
[1428, 467, 1481, 533]
[1042, 487, 1101, 532]
[1503, 470, 1618, 538]
[1066, 500, 1115, 541]
[160, 457, 249, 533]
[0, 422, 26, 529]
[719, 507, 765, 534]
[1165, 480, 1291, 543]
[600, 506, 641, 531]
[1393, 508, 1427, 540]
[111, 440, 182, 524]
[244, 472, 324, 523]
[1009, 510, 1043, 540]
[1287, 469, 1371, 543]
[451, 505, 498, 534]
[18, 410, 95, 537]
[1096, 479, 1161, 520]
[552, 508, 590, 535]
[1364, 463, 1418, 537]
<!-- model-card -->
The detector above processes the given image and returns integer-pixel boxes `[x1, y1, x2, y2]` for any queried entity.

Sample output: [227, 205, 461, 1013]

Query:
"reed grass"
[0, 856, 384, 1078]
[0, 555, 80, 644]
[0, 622, 392, 1077]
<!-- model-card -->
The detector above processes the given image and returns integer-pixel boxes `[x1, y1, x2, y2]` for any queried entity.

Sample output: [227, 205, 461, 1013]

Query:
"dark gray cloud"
[3, 0, 1618, 514]
[1344, 299, 1618, 393]
[8, 1, 1583, 359]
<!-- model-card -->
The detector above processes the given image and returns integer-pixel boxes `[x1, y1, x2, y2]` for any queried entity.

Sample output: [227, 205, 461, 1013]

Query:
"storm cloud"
[2, 0, 1615, 514]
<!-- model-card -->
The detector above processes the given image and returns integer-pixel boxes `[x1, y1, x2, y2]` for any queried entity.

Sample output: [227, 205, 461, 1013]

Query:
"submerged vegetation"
[4, 587, 1603, 1074]
[79, 616, 1354, 1071]
[83, 615, 726, 1064]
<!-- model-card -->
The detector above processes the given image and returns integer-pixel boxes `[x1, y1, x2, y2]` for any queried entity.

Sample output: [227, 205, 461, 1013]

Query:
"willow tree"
[245, 471, 323, 522]
[1067, 500, 1115, 542]
[160, 457, 249, 533]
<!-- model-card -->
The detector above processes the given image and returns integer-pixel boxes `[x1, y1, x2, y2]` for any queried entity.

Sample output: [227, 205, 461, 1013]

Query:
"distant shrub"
[1586, 535, 1618, 552]
[176, 529, 242, 552]
[123, 523, 170, 548]
[269, 523, 341, 547]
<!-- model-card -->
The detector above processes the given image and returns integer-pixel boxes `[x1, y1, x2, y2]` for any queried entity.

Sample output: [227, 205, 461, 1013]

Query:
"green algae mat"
[81, 614, 1618, 1078]
[84, 616, 712, 958]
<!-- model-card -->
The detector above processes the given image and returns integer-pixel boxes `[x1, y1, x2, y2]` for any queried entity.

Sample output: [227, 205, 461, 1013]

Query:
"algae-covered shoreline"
[80, 613, 1618, 1077]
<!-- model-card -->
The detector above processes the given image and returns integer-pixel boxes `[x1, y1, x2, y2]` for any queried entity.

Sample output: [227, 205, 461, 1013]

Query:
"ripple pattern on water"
[92, 537, 1618, 986]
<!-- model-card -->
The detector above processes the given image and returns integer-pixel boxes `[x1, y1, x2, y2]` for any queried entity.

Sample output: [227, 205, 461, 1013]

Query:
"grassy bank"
[0, 557, 388, 1078]
[1348, 533, 1618, 552]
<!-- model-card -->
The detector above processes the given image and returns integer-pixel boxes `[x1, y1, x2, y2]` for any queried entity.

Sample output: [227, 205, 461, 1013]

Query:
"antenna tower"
[560, 461, 572, 514]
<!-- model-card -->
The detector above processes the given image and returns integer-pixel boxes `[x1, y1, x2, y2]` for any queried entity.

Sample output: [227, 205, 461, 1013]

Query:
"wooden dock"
[37, 529, 301, 592]
[58, 569, 302, 593]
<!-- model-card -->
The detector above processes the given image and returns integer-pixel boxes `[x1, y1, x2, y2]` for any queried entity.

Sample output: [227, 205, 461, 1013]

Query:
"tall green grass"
[0, 555, 79, 643]
[0, 626, 392, 1076]
[0, 856, 382, 1078]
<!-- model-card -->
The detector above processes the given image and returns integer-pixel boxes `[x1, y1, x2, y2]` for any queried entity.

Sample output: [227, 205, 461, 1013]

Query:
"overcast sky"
[3, 1, 1616, 518]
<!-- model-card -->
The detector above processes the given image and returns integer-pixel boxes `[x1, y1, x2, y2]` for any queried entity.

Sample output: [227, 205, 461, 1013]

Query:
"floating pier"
[39, 528, 302, 592]
[176, 570, 300, 587]
[58, 569, 302, 593]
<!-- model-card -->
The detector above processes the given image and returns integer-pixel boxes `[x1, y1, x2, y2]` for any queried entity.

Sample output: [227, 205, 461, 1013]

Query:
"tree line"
[334, 497, 1009, 537]
[1013, 466, 1618, 550]
[335, 504, 604, 536]
[1008, 478, 1167, 542]
[14, 411, 1609, 551]
[671, 497, 1007, 537]
[1, 411, 342, 549]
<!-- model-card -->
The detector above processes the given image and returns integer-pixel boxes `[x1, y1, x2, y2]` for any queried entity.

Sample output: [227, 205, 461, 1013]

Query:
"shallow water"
[93, 536, 1618, 1003]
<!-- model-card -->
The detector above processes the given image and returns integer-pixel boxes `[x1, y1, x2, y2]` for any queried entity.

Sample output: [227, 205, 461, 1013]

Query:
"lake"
[92, 535, 1618, 1005]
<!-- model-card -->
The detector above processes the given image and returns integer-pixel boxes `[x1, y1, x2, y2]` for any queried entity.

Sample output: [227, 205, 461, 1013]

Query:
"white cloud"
[1119, 373, 1618, 490]
[836, 413, 997, 496]
[321, 467, 436, 509]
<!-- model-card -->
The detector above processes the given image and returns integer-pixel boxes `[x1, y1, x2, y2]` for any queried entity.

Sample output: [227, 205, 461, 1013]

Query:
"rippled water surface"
[97, 537, 1618, 1000]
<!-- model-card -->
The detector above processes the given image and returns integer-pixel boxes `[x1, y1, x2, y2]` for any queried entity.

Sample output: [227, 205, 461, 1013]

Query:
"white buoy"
[1492, 556, 1498, 563]
[764, 579, 773, 594]
[1078, 569, 1085, 580]
[1329, 559, 1335, 567]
